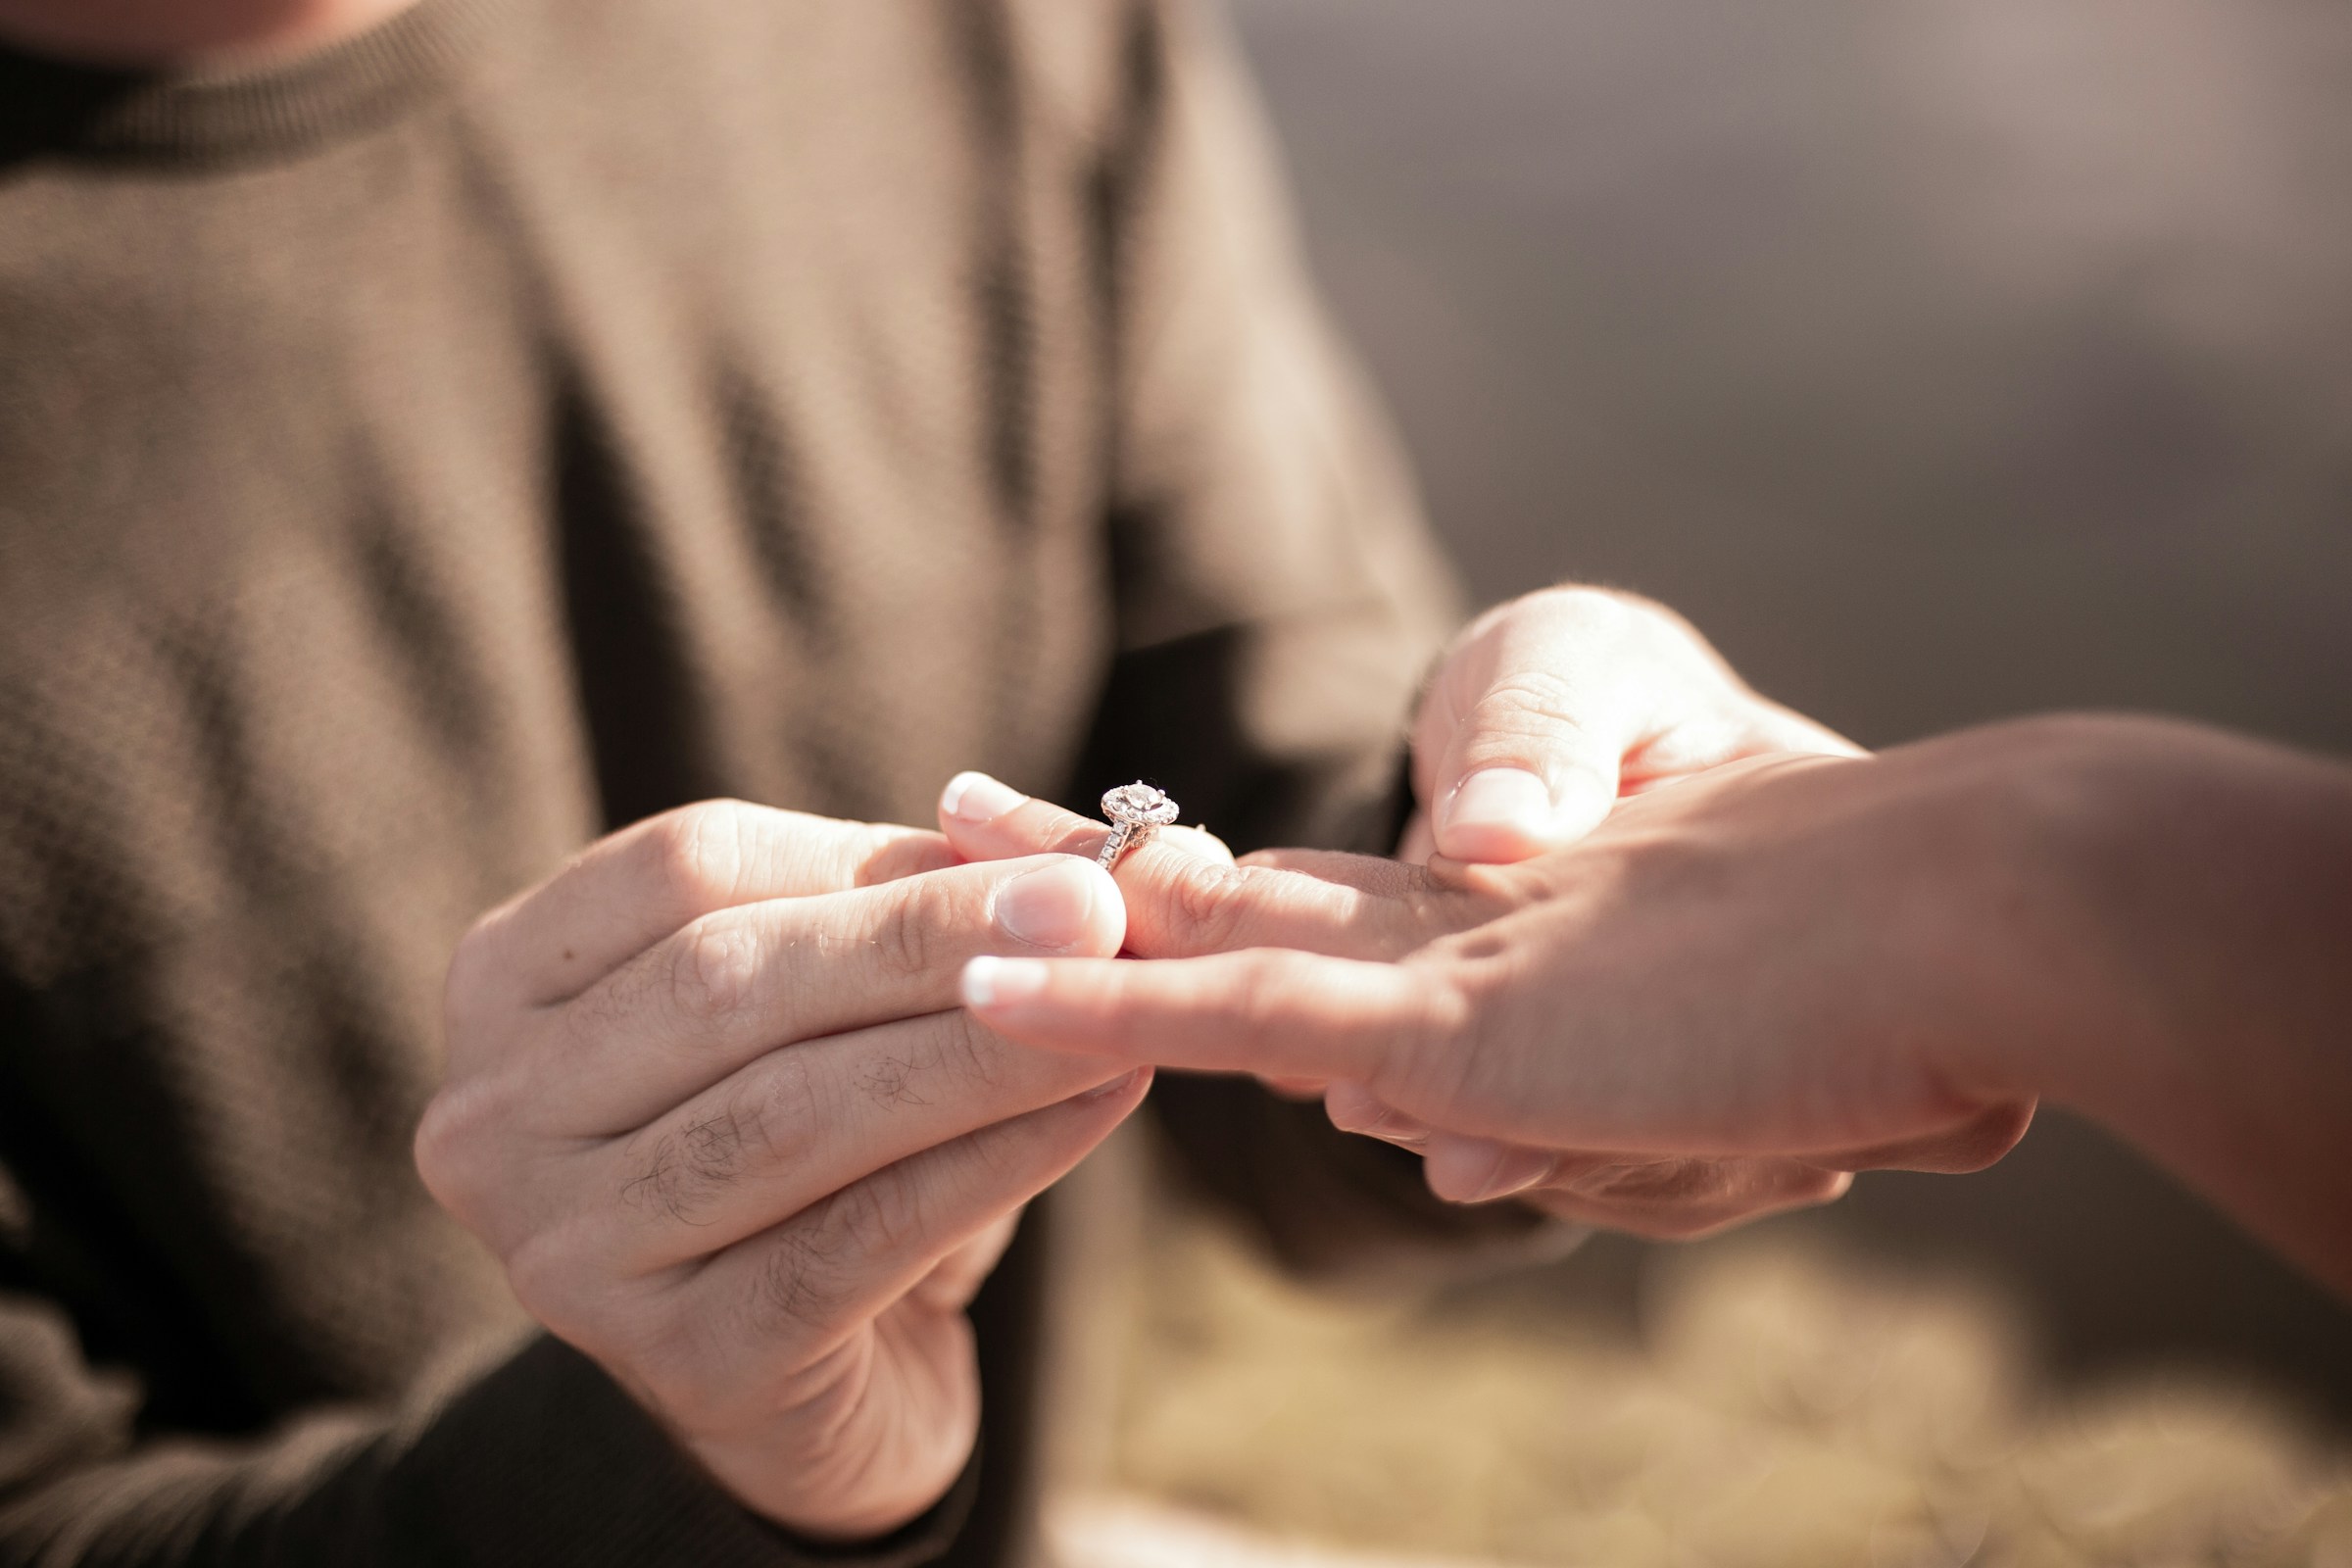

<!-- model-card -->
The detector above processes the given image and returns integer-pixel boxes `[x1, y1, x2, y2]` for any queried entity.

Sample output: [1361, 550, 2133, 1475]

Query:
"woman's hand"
[1405, 586, 1860, 863]
[941, 739, 2060, 1239]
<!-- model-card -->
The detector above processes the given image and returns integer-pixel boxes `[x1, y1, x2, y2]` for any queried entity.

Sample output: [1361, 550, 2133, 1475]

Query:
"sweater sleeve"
[0, 1287, 973, 1568]
[1074, 0, 1578, 1283]
[1070, 0, 1463, 858]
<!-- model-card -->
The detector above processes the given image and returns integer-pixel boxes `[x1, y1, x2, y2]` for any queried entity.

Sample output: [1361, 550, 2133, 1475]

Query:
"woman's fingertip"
[1425, 1137, 1556, 1203]
[1478, 1147, 1559, 1200]
[1325, 1081, 1430, 1146]
[960, 954, 1050, 1010]
[1078, 1066, 1152, 1103]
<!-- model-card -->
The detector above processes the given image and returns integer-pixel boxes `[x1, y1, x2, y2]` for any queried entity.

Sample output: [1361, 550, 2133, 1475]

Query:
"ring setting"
[1096, 781, 1180, 869]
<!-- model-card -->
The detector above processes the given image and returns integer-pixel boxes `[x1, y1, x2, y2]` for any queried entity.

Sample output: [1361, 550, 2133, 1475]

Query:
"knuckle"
[1541, 584, 1638, 631]
[1155, 858, 1251, 952]
[1417, 968, 1478, 1049]
[647, 799, 758, 912]
[870, 875, 956, 982]
[1388, 965, 1478, 1096]
[412, 1078, 507, 1221]
[829, 1169, 927, 1260]
[927, 1008, 1003, 1091]
[745, 1049, 821, 1149]
[752, 1221, 852, 1337]
[676, 1102, 756, 1191]
[411, 1092, 470, 1211]
[503, 1229, 603, 1339]
[664, 915, 763, 1027]
[1465, 668, 1584, 734]
[620, 1064, 809, 1225]
[744, 1161, 945, 1338]
[441, 913, 502, 1031]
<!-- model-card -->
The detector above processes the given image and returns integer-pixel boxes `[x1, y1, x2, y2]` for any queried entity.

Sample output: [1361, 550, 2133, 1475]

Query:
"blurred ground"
[1080, 1215, 2352, 1568]
[1071, 3, 2352, 1560]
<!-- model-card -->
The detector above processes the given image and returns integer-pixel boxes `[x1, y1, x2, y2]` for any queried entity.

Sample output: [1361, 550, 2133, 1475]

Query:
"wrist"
[1943, 713, 2349, 1131]
[1892, 716, 2179, 1112]
[686, 1387, 979, 1544]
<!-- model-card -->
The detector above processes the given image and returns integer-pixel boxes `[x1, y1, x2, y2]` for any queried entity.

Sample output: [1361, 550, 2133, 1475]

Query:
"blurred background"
[1088, 1, 2352, 1562]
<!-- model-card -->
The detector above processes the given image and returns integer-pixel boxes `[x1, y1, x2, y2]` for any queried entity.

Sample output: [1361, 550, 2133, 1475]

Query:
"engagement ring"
[1096, 781, 1180, 869]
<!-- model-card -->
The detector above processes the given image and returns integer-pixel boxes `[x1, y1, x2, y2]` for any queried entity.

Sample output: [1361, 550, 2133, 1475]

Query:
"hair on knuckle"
[855, 1052, 932, 1109]
[937, 1009, 1004, 1089]
[752, 1225, 843, 1336]
[833, 1173, 925, 1258]
[619, 1100, 766, 1228]
[618, 1131, 691, 1223]
[681, 1103, 756, 1186]
[750, 1175, 920, 1336]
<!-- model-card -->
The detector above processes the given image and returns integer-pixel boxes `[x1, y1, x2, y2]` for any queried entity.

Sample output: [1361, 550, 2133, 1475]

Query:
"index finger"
[466, 800, 957, 1007]
[936, 772, 1444, 961]
[957, 948, 1460, 1089]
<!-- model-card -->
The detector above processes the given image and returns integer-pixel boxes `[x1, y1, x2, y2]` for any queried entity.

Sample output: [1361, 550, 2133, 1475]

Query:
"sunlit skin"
[943, 584, 1877, 1238]
[416, 808, 1152, 1538]
[952, 716, 2352, 1298]
[413, 581, 1854, 1533]
[1402, 587, 1858, 865]
[0, 0, 416, 66]
[0, 0, 1945, 1509]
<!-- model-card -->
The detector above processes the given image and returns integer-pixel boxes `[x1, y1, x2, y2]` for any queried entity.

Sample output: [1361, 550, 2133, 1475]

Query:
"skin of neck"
[0, 0, 420, 67]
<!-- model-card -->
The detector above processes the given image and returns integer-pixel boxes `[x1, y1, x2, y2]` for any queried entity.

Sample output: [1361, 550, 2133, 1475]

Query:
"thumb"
[1428, 679, 1626, 863]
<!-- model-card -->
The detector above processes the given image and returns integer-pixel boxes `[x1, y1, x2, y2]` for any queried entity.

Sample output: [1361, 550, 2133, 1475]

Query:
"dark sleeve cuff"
[387, 1336, 975, 1568]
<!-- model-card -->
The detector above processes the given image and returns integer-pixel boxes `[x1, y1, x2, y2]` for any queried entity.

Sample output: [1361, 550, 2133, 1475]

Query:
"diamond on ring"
[1096, 781, 1180, 869]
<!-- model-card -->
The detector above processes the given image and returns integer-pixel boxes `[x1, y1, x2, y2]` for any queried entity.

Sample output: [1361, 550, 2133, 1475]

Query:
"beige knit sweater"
[0, 2, 1550, 1562]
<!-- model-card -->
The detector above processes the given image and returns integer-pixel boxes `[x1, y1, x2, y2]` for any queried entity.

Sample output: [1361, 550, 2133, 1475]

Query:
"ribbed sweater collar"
[0, 0, 493, 165]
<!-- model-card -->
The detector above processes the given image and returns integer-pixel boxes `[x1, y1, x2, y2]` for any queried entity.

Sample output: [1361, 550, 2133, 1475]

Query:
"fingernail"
[1078, 1067, 1151, 1102]
[1438, 767, 1554, 846]
[961, 955, 1050, 1009]
[1326, 1085, 1430, 1147]
[1366, 1113, 1431, 1149]
[992, 859, 1102, 950]
[943, 770, 1027, 825]
[1469, 1145, 1557, 1202]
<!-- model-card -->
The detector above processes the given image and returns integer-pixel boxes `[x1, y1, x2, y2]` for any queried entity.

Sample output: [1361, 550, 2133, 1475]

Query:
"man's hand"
[415, 801, 1151, 1540]
[1409, 586, 1861, 863]
[939, 755, 2041, 1240]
